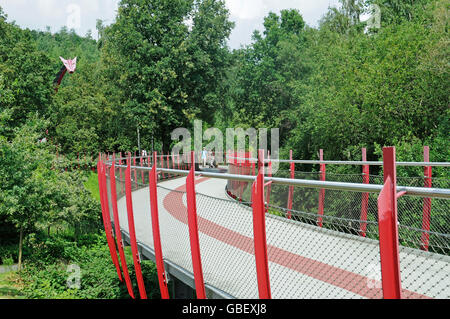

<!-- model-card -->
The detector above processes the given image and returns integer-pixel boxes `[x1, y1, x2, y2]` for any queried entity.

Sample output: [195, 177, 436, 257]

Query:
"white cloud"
[0, 0, 340, 48]
[225, 0, 341, 48]
[226, 0, 340, 26]
[227, 0, 269, 20]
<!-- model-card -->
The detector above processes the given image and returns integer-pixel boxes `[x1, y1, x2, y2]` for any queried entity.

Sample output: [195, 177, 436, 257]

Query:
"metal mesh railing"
[101, 153, 449, 299]
[225, 159, 450, 298]
[195, 192, 259, 298]
[226, 164, 450, 255]
[157, 186, 194, 277]
[265, 194, 449, 299]
[265, 200, 383, 299]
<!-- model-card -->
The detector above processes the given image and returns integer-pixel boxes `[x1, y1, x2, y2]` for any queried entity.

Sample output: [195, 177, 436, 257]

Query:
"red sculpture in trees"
[54, 57, 77, 92]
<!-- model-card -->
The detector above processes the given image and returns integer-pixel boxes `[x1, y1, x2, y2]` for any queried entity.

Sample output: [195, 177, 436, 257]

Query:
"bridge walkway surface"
[111, 172, 450, 299]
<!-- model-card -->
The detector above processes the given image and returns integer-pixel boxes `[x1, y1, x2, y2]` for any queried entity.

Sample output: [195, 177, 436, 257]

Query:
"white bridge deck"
[113, 175, 450, 299]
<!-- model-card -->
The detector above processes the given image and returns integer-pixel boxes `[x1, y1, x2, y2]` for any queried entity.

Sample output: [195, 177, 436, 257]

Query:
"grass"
[84, 172, 100, 202]
[0, 270, 24, 299]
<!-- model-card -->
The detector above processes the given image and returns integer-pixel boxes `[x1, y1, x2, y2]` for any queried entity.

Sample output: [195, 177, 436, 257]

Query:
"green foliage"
[240, 0, 449, 164]
[225, 9, 306, 126]
[101, 0, 234, 151]
[368, 0, 433, 25]
[84, 172, 100, 202]
[35, 28, 105, 156]
[0, 0, 448, 299]
[0, 119, 101, 238]
[0, 18, 53, 137]
[20, 234, 160, 299]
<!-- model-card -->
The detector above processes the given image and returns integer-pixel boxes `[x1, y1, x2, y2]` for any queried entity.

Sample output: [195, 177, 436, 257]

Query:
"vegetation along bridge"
[97, 147, 450, 299]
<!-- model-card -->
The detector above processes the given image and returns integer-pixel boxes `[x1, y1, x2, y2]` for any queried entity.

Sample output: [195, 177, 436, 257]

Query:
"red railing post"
[149, 152, 170, 299]
[97, 159, 123, 283]
[125, 157, 148, 299]
[186, 151, 207, 299]
[141, 153, 145, 184]
[317, 149, 326, 227]
[266, 151, 272, 208]
[252, 160, 256, 176]
[238, 152, 244, 202]
[133, 155, 138, 188]
[172, 152, 175, 172]
[109, 159, 136, 299]
[119, 152, 124, 195]
[167, 153, 171, 178]
[377, 146, 402, 299]
[161, 155, 165, 180]
[420, 146, 432, 251]
[251, 149, 272, 299]
[287, 150, 295, 219]
[360, 148, 370, 237]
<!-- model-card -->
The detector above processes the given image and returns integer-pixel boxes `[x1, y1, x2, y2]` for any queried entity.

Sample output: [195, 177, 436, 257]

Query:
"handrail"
[99, 147, 450, 300]
[227, 156, 450, 167]
[108, 154, 450, 167]
[106, 164, 450, 199]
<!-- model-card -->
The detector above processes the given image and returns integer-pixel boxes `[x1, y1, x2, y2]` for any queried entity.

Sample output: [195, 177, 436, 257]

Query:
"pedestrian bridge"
[97, 148, 450, 299]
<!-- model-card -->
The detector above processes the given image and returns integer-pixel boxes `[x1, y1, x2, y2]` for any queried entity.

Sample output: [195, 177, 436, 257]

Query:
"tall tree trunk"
[18, 225, 23, 271]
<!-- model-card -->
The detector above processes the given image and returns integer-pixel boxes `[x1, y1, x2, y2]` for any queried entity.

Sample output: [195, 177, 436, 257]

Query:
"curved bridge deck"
[111, 174, 450, 299]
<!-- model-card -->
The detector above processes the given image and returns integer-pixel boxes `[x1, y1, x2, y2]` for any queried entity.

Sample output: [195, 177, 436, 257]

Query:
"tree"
[0, 17, 53, 137]
[101, 0, 234, 151]
[223, 9, 308, 146]
[0, 118, 100, 269]
[319, 0, 366, 34]
[0, 119, 55, 269]
[368, 0, 432, 25]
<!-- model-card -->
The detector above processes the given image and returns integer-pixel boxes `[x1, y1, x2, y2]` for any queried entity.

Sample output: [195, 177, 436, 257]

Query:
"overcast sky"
[0, 0, 341, 49]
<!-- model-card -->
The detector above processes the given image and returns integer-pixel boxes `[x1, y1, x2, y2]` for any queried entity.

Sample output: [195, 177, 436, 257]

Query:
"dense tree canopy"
[101, 0, 234, 151]
[2, 0, 446, 161]
[0, 0, 448, 299]
[219, 0, 448, 166]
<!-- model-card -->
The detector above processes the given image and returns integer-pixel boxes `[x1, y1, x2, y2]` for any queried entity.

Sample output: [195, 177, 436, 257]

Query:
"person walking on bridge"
[202, 147, 208, 167]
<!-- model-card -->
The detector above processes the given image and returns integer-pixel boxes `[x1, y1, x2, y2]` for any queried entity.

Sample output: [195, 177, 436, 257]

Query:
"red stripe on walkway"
[162, 177, 429, 299]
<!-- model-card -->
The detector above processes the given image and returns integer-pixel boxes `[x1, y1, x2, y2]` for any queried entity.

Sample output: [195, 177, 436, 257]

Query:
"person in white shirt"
[201, 148, 208, 167]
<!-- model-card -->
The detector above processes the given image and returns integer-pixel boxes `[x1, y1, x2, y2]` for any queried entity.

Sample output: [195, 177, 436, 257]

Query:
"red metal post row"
[167, 154, 171, 179]
[421, 146, 432, 251]
[97, 158, 123, 283]
[377, 147, 402, 299]
[287, 150, 295, 219]
[238, 152, 243, 202]
[108, 158, 136, 299]
[360, 148, 370, 237]
[161, 155, 165, 180]
[149, 152, 170, 299]
[119, 152, 124, 195]
[186, 151, 207, 299]
[133, 154, 138, 189]
[141, 155, 145, 184]
[317, 149, 326, 227]
[124, 158, 148, 299]
[252, 150, 272, 299]
[266, 151, 272, 208]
